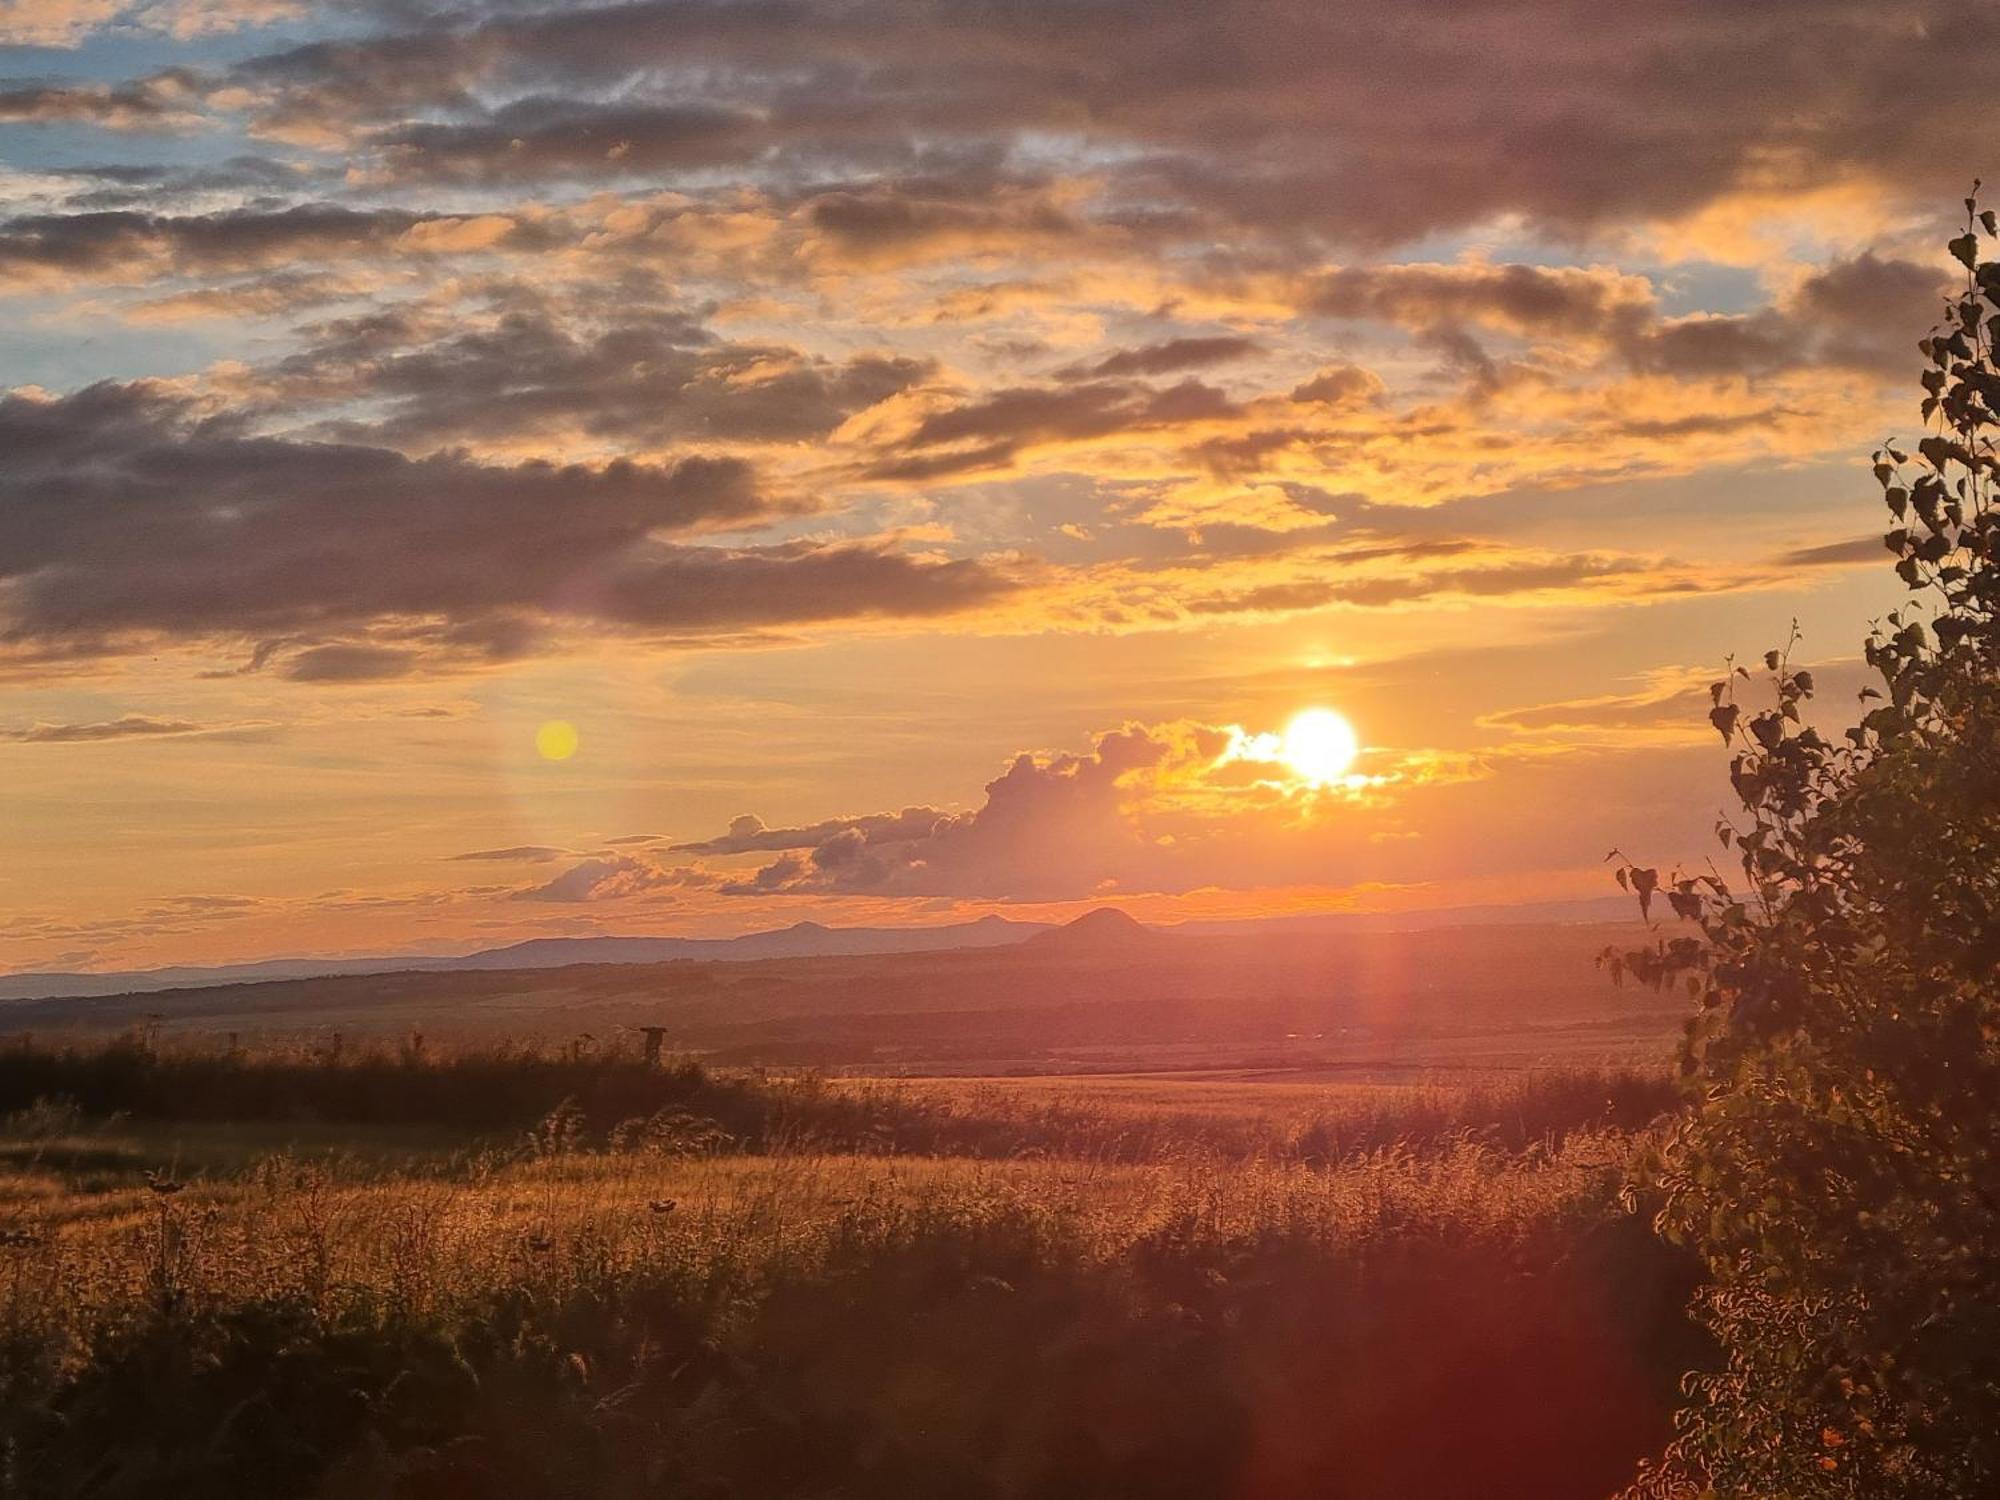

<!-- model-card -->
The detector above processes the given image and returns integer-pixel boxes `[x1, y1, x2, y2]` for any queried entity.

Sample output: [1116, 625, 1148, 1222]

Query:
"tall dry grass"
[0, 1143, 1699, 1499]
[0, 1038, 1702, 1498]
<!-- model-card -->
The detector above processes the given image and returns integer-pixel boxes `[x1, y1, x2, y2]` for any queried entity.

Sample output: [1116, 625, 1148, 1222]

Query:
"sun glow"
[1280, 708, 1360, 785]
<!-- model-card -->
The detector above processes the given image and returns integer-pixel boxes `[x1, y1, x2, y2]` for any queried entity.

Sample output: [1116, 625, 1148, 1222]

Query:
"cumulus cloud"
[684, 716, 1720, 903]
[511, 853, 715, 903]
[711, 725, 1189, 900]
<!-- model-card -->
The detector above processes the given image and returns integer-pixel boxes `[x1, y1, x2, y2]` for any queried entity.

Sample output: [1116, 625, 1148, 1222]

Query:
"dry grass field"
[0, 1037, 1703, 1498]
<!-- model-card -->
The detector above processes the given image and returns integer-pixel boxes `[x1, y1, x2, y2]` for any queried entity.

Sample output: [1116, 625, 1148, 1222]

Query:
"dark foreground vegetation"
[1601, 200, 2000, 1496]
[0, 1033, 1678, 1161]
[0, 1037, 1700, 1499]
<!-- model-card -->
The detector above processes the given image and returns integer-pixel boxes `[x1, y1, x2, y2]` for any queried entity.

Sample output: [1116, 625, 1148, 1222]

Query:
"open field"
[0, 1036, 1705, 1498]
[0, 919, 1683, 1075]
[0, 1035, 1680, 1160]
[0, 1142, 1699, 1499]
[0, 929, 1695, 1495]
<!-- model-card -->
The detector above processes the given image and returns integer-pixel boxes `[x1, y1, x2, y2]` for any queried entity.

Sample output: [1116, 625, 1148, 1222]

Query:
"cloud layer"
[0, 0, 1956, 970]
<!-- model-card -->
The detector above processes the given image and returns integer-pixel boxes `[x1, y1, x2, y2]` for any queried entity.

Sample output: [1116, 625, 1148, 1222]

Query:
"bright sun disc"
[1281, 708, 1359, 785]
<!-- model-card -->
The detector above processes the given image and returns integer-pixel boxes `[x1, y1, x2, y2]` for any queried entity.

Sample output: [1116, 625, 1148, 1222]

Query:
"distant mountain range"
[0, 914, 1052, 1003]
[0, 894, 1635, 1005]
[457, 913, 1047, 969]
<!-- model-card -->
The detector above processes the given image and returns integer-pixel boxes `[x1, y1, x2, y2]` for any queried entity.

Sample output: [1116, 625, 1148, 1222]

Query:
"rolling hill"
[0, 914, 1051, 1003]
[0, 911, 1680, 1074]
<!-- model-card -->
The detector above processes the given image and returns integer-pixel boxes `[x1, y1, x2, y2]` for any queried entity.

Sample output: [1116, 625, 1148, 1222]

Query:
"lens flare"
[535, 720, 579, 762]
[1280, 708, 1359, 785]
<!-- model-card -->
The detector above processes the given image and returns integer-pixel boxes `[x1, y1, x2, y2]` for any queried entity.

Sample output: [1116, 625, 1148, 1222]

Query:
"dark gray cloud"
[1301, 255, 1950, 385]
[868, 378, 1240, 480]
[0, 77, 195, 129]
[283, 643, 417, 682]
[1789, 251, 1950, 375]
[797, 179, 1087, 265]
[111, 0, 1997, 251]
[673, 806, 947, 855]
[1305, 263, 1653, 341]
[450, 845, 575, 862]
[269, 302, 936, 451]
[1289, 364, 1383, 406]
[1777, 534, 1887, 567]
[0, 204, 543, 288]
[377, 96, 767, 184]
[0, 382, 1016, 666]
[48, 155, 328, 212]
[1061, 336, 1262, 380]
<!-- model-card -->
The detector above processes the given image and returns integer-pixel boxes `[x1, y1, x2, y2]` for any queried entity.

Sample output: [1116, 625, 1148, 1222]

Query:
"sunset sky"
[0, 0, 1974, 971]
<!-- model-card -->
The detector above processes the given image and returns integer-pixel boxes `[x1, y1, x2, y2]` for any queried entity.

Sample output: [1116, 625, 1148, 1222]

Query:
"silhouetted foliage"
[0, 1035, 698, 1127]
[1610, 196, 2000, 1498]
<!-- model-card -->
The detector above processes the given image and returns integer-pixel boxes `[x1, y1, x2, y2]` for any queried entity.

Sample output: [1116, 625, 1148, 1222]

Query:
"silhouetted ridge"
[1027, 907, 1157, 951]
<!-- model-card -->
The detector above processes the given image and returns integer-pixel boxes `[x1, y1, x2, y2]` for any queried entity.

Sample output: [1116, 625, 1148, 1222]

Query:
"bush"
[1611, 197, 2000, 1497]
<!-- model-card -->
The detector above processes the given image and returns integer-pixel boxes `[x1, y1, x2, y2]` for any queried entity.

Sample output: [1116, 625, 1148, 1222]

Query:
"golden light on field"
[1280, 708, 1360, 785]
[535, 719, 580, 762]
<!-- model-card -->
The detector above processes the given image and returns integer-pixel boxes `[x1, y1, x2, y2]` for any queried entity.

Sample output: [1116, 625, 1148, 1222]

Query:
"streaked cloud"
[4, 713, 217, 742]
[0, 381, 1014, 673]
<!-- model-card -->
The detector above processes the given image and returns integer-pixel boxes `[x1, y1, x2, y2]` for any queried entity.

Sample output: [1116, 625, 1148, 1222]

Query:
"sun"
[1281, 708, 1360, 785]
